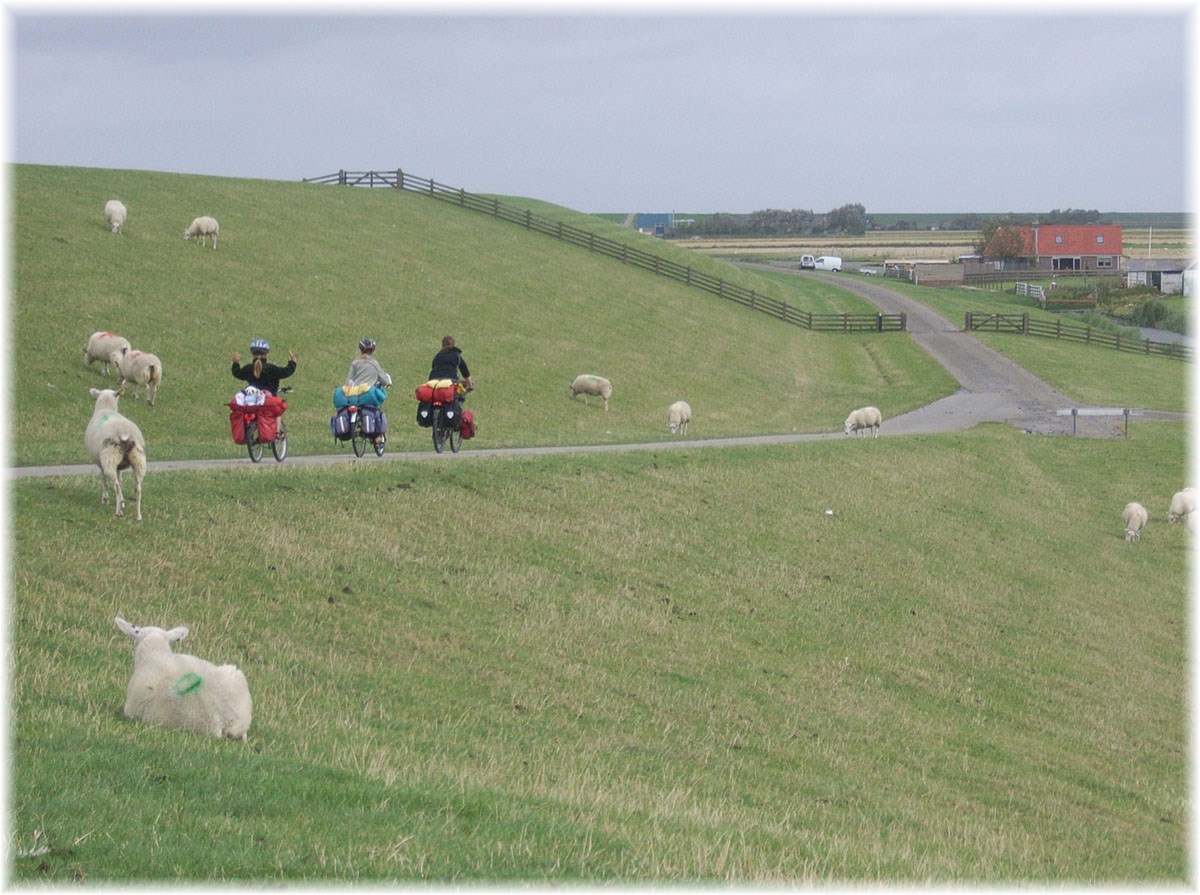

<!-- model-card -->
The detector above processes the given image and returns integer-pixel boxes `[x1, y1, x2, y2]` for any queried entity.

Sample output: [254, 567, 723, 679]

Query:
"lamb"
[1122, 502, 1149, 542]
[84, 331, 131, 376]
[844, 406, 883, 438]
[104, 199, 127, 234]
[109, 349, 162, 405]
[183, 216, 219, 249]
[668, 400, 692, 435]
[570, 374, 613, 411]
[114, 617, 252, 740]
[85, 388, 146, 521]
[1168, 488, 1196, 524]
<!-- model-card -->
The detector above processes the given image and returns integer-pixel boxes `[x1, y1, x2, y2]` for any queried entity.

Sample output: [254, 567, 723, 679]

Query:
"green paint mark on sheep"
[172, 672, 203, 696]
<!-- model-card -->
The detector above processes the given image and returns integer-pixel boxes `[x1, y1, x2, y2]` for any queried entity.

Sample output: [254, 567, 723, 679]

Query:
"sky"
[5, 3, 1195, 214]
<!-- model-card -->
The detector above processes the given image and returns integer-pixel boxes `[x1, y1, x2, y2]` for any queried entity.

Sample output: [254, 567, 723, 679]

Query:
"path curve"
[10, 276, 1187, 480]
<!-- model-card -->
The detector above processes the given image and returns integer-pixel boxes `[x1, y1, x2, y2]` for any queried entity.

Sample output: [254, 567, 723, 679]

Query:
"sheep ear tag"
[172, 672, 203, 696]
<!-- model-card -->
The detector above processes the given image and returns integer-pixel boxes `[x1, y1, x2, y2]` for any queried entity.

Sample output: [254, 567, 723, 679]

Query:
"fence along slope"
[304, 169, 906, 334]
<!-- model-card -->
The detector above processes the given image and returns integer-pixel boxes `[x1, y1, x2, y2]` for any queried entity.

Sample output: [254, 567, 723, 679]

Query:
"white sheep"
[570, 374, 613, 411]
[844, 406, 883, 438]
[84, 331, 131, 376]
[109, 349, 162, 405]
[85, 388, 146, 521]
[1123, 502, 1149, 542]
[668, 400, 692, 435]
[104, 199, 127, 234]
[1168, 487, 1196, 524]
[114, 617, 252, 740]
[183, 216, 219, 249]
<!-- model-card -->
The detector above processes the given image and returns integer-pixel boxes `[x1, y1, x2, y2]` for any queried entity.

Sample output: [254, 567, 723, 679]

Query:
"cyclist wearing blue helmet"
[231, 338, 297, 395]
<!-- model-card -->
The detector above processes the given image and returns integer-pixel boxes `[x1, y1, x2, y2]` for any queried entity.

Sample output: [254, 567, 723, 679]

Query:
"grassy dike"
[8, 165, 1191, 883]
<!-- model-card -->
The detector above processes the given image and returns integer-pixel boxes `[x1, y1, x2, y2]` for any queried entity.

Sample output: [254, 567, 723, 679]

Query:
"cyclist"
[429, 335, 474, 391]
[346, 337, 393, 395]
[231, 339, 296, 395]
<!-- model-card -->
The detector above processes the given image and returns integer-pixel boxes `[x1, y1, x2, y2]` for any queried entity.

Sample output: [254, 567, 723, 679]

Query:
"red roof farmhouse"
[984, 224, 1123, 271]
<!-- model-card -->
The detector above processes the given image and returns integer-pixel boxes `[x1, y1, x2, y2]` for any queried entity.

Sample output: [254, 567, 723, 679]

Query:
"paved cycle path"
[10, 276, 1187, 480]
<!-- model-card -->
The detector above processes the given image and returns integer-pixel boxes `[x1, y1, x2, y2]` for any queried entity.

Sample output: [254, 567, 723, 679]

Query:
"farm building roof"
[986, 224, 1123, 258]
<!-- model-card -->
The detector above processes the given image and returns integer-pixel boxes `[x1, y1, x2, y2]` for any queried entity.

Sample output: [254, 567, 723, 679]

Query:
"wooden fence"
[964, 312, 1191, 361]
[303, 169, 907, 334]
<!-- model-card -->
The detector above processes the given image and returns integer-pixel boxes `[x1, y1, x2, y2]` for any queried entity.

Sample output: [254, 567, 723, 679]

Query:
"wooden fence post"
[396, 169, 404, 189]
[686, 267, 692, 287]
[1022, 313, 1029, 334]
[900, 312, 907, 332]
[338, 169, 346, 186]
[965, 312, 972, 331]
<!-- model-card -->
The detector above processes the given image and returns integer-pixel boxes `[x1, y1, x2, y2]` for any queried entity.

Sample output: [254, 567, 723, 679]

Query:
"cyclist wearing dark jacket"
[429, 336, 474, 390]
[231, 338, 297, 395]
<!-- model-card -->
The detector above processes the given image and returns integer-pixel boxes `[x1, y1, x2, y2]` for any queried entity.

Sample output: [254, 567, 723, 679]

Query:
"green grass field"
[8, 165, 1191, 883]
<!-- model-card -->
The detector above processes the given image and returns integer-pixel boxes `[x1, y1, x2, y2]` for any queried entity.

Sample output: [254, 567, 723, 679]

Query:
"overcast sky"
[7, 5, 1194, 214]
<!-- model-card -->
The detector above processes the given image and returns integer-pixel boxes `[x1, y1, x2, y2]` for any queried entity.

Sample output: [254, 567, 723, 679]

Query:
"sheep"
[104, 199, 127, 234]
[668, 400, 692, 435]
[570, 374, 612, 411]
[114, 617, 252, 740]
[844, 406, 883, 438]
[109, 348, 162, 405]
[1123, 502, 1149, 542]
[85, 388, 146, 521]
[183, 216, 219, 249]
[83, 331, 131, 376]
[1168, 488, 1196, 524]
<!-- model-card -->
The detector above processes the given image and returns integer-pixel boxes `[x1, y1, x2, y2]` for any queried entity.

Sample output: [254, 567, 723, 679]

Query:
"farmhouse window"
[1055, 235, 1064, 244]
[1097, 256, 1114, 269]
[1052, 257, 1081, 271]
[1095, 235, 1105, 244]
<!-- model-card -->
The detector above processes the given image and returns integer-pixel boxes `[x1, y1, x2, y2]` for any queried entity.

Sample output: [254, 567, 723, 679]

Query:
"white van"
[814, 255, 842, 272]
[799, 254, 816, 270]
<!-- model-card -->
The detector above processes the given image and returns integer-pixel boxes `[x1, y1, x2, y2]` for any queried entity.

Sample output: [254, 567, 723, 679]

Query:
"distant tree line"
[683, 203, 869, 237]
[680, 206, 1106, 240]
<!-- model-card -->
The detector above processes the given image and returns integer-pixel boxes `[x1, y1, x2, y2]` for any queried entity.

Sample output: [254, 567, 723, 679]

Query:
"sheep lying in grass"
[1168, 488, 1195, 524]
[84, 331, 130, 376]
[183, 215, 219, 249]
[86, 388, 145, 521]
[844, 406, 882, 437]
[1123, 502, 1149, 542]
[570, 374, 612, 411]
[110, 349, 162, 405]
[104, 199, 127, 234]
[115, 617, 252, 740]
[668, 400, 692, 435]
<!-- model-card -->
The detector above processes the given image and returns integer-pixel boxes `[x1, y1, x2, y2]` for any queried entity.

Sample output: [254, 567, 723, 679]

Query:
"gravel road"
[10, 275, 1187, 480]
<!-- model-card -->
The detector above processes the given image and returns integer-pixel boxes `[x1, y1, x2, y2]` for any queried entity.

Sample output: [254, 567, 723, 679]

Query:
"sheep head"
[115, 616, 188, 646]
[90, 388, 122, 412]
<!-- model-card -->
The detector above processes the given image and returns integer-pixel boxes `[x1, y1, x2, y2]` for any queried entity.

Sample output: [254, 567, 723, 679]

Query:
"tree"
[826, 203, 867, 236]
[985, 225, 1028, 260]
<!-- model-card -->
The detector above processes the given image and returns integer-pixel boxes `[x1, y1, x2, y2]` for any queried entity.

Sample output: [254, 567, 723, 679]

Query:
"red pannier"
[229, 393, 287, 444]
[460, 410, 476, 440]
[414, 380, 457, 404]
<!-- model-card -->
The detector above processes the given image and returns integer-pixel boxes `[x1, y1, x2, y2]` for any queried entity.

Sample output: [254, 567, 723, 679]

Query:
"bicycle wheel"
[373, 433, 385, 457]
[449, 424, 462, 453]
[351, 417, 367, 457]
[432, 408, 447, 454]
[246, 423, 263, 463]
[271, 419, 288, 462]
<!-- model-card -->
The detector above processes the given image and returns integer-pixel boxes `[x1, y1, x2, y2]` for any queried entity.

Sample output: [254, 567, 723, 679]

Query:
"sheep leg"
[101, 452, 124, 516]
[129, 451, 145, 522]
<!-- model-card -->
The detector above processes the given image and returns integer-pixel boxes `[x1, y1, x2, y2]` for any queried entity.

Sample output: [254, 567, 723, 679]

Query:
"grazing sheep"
[114, 617, 252, 740]
[109, 349, 162, 405]
[1123, 502, 1149, 542]
[183, 216, 219, 249]
[570, 374, 613, 411]
[84, 331, 131, 376]
[85, 388, 145, 521]
[104, 199, 127, 234]
[1167, 487, 1196, 524]
[668, 400, 692, 435]
[844, 406, 883, 438]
